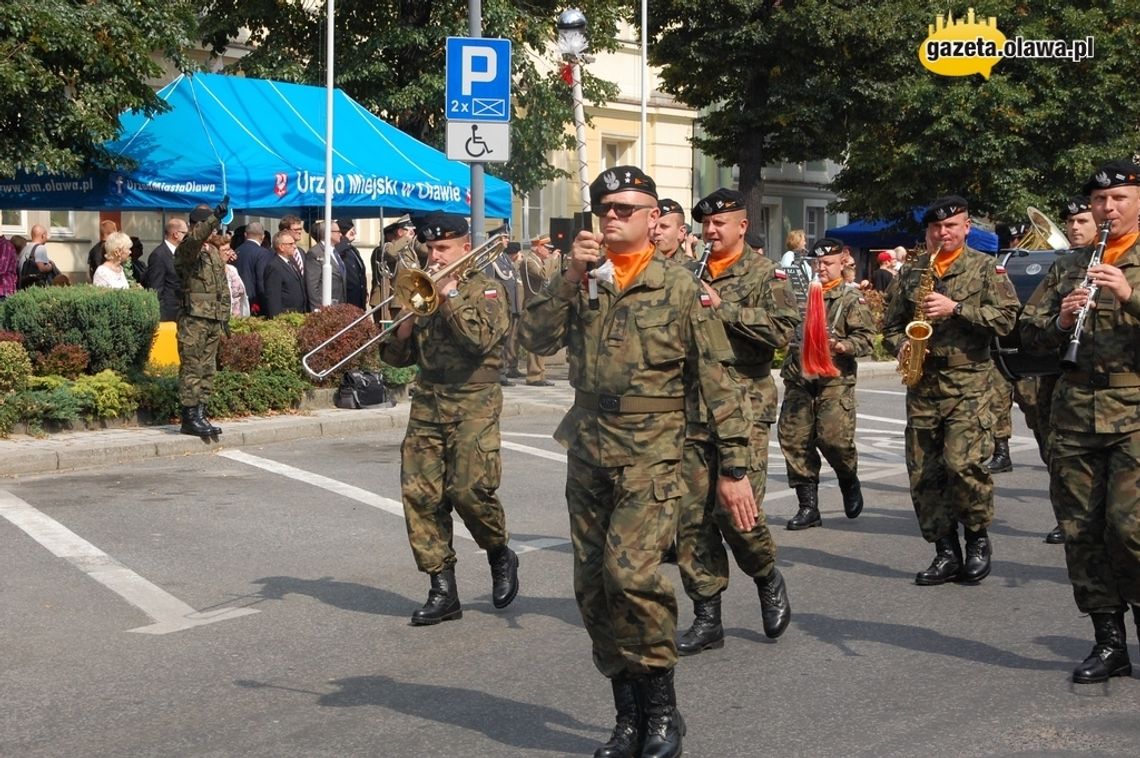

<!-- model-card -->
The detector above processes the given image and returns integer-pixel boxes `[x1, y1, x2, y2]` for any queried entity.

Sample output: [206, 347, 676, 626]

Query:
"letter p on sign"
[462, 46, 497, 95]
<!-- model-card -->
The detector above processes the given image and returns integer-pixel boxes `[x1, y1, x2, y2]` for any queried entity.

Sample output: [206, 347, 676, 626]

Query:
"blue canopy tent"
[0, 73, 513, 218]
[827, 210, 998, 252]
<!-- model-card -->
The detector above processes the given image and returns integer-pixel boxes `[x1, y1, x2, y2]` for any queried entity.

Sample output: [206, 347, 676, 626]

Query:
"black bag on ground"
[335, 370, 393, 409]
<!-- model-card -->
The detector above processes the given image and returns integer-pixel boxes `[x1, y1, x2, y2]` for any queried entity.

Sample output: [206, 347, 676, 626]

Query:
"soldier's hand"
[717, 476, 757, 533]
[394, 313, 416, 341]
[564, 230, 603, 279]
[830, 338, 848, 355]
[922, 291, 956, 320]
[213, 194, 230, 219]
[1058, 288, 1091, 330]
[1088, 263, 1133, 302]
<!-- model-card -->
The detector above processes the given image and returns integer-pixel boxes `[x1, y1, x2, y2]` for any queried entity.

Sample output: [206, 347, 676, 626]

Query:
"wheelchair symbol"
[465, 124, 493, 158]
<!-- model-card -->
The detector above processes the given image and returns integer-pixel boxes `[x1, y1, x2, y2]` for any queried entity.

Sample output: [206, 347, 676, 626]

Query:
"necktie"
[293, 250, 305, 273]
[289, 257, 302, 278]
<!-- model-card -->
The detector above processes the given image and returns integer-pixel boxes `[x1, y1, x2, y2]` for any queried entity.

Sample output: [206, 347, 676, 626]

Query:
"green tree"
[832, 0, 1140, 224]
[198, 1, 626, 199]
[0, 0, 197, 175]
[647, 0, 920, 219]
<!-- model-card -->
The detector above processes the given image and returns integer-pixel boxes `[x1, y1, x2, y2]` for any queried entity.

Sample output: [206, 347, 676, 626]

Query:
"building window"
[805, 206, 826, 248]
[50, 210, 75, 238]
[602, 139, 633, 171]
[1, 210, 26, 233]
[524, 191, 544, 244]
[751, 206, 772, 253]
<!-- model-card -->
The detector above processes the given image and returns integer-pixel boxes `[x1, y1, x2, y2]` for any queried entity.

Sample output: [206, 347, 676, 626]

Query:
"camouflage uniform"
[518, 256, 753, 677]
[778, 284, 876, 489]
[381, 270, 512, 574]
[1019, 239, 1140, 613]
[677, 246, 798, 600]
[882, 247, 1019, 542]
[519, 249, 553, 382]
[175, 213, 230, 406]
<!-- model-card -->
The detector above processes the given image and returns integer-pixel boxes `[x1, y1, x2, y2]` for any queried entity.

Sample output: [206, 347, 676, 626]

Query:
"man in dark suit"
[146, 218, 186, 321]
[335, 218, 368, 309]
[262, 231, 309, 317]
[235, 221, 271, 314]
[304, 219, 346, 309]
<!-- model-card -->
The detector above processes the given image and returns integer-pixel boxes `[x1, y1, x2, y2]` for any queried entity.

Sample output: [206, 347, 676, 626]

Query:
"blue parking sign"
[445, 37, 512, 123]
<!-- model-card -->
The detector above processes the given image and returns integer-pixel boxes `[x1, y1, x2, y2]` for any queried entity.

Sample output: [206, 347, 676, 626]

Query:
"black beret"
[805, 237, 846, 258]
[188, 205, 212, 224]
[589, 165, 657, 208]
[416, 212, 469, 243]
[505, 241, 521, 255]
[336, 218, 355, 233]
[922, 195, 969, 225]
[383, 214, 414, 236]
[1060, 196, 1091, 221]
[1081, 160, 1140, 196]
[692, 188, 745, 222]
[657, 198, 684, 218]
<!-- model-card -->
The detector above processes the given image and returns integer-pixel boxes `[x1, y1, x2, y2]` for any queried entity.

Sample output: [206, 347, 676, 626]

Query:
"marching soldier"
[519, 236, 558, 386]
[176, 199, 230, 439]
[370, 216, 413, 322]
[1020, 160, 1140, 684]
[674, 188, 798, 657]
[519, 167, 756, 758]
[882, 196, 1019, 586]
[653, 198, 687, 261]
[380, 212, 519, 626]
[779, 237, 877, 530]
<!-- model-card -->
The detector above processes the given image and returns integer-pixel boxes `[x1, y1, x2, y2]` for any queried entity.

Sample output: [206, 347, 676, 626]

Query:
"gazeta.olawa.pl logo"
[918, 8, 1094, 79]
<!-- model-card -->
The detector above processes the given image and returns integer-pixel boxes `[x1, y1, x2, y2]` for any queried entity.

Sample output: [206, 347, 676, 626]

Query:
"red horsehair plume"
[800, 280, 839, 379]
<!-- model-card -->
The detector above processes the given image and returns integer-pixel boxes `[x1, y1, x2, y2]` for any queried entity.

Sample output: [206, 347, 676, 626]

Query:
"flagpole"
[321, 0, 335, 307]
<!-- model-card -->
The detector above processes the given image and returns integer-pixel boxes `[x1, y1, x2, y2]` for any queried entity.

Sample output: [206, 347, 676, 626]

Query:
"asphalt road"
[2, 375, 1139, 757]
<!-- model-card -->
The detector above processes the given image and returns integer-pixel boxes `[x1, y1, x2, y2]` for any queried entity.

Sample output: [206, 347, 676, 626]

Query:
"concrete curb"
[0, 359, 902, 478]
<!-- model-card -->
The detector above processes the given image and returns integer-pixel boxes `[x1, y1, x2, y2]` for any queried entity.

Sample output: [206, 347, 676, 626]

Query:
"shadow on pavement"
[251, 575, 413, 618]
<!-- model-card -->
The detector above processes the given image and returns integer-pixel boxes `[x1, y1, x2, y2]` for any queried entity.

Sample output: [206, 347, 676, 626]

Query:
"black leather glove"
[213, 194, 230, 220]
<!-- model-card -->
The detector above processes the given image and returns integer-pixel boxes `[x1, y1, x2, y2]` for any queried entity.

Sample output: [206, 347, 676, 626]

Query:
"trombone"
[301, 235, 506, 380]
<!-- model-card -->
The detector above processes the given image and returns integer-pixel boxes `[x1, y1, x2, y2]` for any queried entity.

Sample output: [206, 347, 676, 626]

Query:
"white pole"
[640, 0, 647, 169]
[321, 0, 335, 308]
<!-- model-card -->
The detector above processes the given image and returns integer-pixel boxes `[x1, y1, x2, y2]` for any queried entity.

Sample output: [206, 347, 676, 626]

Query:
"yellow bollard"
[150, 321, 180, 366]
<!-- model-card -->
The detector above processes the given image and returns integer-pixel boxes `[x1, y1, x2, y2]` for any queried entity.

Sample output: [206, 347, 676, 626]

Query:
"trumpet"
[301, 235, 505, 380]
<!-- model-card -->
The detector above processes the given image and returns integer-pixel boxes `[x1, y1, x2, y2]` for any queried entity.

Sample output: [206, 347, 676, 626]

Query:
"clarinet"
[1060, 220, 1113, 369]
[692, 240, 713, 281]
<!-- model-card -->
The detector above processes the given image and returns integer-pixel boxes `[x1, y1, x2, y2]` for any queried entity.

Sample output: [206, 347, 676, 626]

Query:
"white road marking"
[502, 432, 556, 439]
[858, 389, 908, 396]
[502, 440, 566, 462]
[0, 490, 258, 635]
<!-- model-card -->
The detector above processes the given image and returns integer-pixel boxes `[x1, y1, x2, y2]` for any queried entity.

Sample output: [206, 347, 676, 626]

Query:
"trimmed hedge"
[0, 286, 159, 374]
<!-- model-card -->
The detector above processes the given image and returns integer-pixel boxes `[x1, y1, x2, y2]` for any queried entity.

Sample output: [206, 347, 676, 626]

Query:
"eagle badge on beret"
[698, 201, 712, 215]
[1095, 171, 1111, 187]
[422, 226, 437, 240]
[1067, 201, 1080, 215]
[604, 171, 620, 191]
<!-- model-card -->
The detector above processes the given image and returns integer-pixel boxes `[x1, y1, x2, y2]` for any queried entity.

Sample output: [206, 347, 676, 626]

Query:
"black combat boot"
[987, 438, 1013, 473]
[180, 405, 213, 438]
[755, 568, 791, 639]
[787, 485, 821, 530]
[197, 403, 222, 435]
[594, 674, 643, 758]
[1072, 612, 1132, 683]
[638, 668, 685, 758]
[411, 568, 462, 625]
[676, 596, 724, 656]
[838, 477, 864, 519]
[960, 527, 992, 583]
[1044, 524, 1065, 544]
[487, 545, 519, 609]
[915, 536, 963, 586]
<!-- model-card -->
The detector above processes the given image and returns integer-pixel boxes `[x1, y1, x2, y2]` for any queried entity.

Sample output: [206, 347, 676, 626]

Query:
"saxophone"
[897, 244, 942, 387]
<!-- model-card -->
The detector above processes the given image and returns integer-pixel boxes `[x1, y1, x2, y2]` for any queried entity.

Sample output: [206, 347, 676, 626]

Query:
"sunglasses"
[593, 202, 656, 219]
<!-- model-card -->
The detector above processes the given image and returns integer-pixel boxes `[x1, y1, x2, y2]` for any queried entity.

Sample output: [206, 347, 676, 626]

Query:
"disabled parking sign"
[445, 37, 512, 123]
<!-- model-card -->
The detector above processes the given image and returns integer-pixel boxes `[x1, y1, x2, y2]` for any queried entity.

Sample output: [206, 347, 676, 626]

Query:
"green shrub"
[209, 368, 307, 417]
[72, 370, 139, 420]
[871, 333, 892, 362]
[0, 340, 33, 393]
[295, 304, 381, 385]
[380, 362, 419, 387]
[229, 316, 301, 376]
[1, 386, 84, 436]
[34, 343, 90, 379]
[218, 332, 263, 372]
[0, 286, 159, 374]
[134, 365, 180, 424]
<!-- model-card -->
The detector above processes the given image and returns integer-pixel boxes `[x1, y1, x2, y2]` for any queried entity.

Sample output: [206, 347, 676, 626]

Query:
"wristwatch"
[446, 288, 461, 299]
[720, 466, 748, 480]
[952, 301, 964, 317]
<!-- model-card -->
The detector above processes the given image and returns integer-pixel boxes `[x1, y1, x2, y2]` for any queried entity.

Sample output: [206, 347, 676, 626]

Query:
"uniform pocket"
[636, 307, 685, 367]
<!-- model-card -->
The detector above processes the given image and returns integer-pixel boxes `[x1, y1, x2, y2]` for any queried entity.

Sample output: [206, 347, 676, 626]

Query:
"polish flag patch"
[483, 289, 498, 299]
[699, 293, 712, 307]
[774, 269, 788, 279]
[995, 265, 1007, 274]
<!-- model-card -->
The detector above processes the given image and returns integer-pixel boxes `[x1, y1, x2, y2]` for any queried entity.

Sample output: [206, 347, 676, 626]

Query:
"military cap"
[188, 205, 212, 224]
[922, 195, 969, 224]
[383, 214, 414, 236]
[588, 165, 657, 208]
[336, 218, 355, 233]
[1060, 195, 1091, 221]
[416, 212, 469, 243]
[806, 237, 846, 258]
[1081, 159, 1140, 195]
[505, 241, 521, 256]
[657, 198, 685, 219]
[692, 188, 745, 222]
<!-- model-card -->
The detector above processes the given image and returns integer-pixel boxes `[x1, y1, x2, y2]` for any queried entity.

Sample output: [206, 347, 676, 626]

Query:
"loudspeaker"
[549, 217, 573, 254]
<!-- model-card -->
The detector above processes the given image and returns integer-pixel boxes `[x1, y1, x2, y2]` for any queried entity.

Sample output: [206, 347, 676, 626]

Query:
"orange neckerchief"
[609, 243, 657, 291]
[821, 276, 843, 293]
[708, 248, 744, 279]
[932, 246, 963, 278]
[1103, 231, 1139, 266]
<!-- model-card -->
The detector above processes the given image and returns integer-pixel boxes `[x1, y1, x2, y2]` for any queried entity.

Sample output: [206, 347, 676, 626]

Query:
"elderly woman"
[92, 232, 132, 289]
[217, 233, 250, 317]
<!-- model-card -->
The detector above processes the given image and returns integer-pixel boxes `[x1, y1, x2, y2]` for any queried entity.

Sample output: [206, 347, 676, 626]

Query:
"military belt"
[925, 348, 990, 369]
[574, 390, 685, 414]
[419, 366, 500, 386]
[1063, 370, 1140, 389]
[732, 364, 771, 379]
